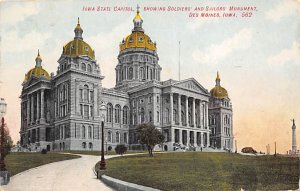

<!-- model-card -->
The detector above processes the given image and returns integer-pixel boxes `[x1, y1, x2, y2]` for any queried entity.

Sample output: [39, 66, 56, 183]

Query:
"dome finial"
[74, 17, 83, 40]
[35, 49, 42, 67]
[133, 4, 143, 32]
[215, 71, 220, 86]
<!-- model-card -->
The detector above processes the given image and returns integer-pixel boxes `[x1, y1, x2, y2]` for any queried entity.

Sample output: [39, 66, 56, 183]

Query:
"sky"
[0, 0, 299, 153]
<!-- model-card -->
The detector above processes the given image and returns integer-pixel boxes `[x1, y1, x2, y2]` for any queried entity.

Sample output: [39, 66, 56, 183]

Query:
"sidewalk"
[0, 154, 114, 191]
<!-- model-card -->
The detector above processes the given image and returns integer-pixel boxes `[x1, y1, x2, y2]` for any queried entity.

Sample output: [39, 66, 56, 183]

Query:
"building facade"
[20, 10, 233, 152]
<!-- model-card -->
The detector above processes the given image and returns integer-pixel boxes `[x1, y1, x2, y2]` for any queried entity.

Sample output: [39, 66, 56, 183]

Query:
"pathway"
[0, 154, 114, 191]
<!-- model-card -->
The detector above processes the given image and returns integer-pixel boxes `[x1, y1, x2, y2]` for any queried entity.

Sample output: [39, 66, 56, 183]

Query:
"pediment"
[173, 78, 208, 94]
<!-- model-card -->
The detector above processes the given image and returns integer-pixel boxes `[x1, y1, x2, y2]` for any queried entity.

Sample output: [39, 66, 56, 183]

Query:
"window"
[80, 104, 83, 116]
[84, 105, 89, 117]
[139, 67, 144, 79]
[124, 133, 127, 144]
[173, 109, 177, 123]
[107, 103, 112, 122]
[90, 91, 93, 101]
[81, 63, 86, 71]
[157, 96, 159, 103]
[141, 108, 145, 123]
[157, 111, 159, 122]
[82, 142, 86, 148]
[85, 46, 89, 51]
[129, 67, 133, 80]
[82, 126, 86, 139]
[115, 105, 120, 123]
[83, 85, 88, 101]
[90, 106, 93, 117]
[87, 64, 92, 72]
[89, 142, 93, 149]
[116, 132, 120, 143]
[108, 131, 112, 142]
[79, 89, 83, 100]
[123, 106, 128, 124]
[149, 111, 152, 122]
[166, 108, 169, 123]
[149, 96, 152, 103]
[88, 126, 92, 139]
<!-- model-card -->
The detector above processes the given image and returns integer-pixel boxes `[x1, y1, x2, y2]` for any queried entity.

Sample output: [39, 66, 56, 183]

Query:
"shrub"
[241, 147, 257, 154]
[115, 144, 127, 155]
[108, 146, 112, 151]
[41, 149, 47, 154]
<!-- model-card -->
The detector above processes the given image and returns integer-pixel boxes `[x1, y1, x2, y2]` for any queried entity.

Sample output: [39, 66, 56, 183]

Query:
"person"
[200, 147, 202, 152]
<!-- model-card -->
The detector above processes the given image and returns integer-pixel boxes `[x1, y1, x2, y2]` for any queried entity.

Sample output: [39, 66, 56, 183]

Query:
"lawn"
[5, 152, 81, 176]
[104, 152, 300, 191]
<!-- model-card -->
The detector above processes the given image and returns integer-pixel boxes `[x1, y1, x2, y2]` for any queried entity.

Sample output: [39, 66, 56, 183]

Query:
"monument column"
[178, 94, 181, 126]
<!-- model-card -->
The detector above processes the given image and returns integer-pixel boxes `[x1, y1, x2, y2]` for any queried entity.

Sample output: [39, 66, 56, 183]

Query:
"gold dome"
[24, 67, 50, 81]
[24, 50, 50, 82]
[62, 18, 95, 59]
[120, 32, 156, 51]
[210, 72, 228, 99]
[62, 39, 95, 59]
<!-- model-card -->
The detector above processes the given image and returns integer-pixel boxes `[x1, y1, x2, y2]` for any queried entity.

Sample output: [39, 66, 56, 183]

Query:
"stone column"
[170, 93, 173, 125]
[194, 131, 197, 146]
[171, 128, 175, 143]
[31, 93, 34, 124]
[40, 89, 45, 123]
[27, 95, 30, 125]
[200, 132, 204, 147]
[192, 98, 196, 127]
[179, 129, 182, 144]
[36, 90, 40, 123]
[178, 94, 181, 126]
[185, 96, 189, 126]
[198, 99, 201, 128]
[207, 132, 210, 147]
[205, 102, 209, 129]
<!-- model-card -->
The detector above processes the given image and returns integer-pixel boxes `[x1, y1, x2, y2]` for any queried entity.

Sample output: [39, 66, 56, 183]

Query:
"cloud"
[265, 0, 300, 22]
[2, 30, 52, 54]
[192, 28, 253, 64]
[1, 2, 39, 25]
[267, 42, 300, 65]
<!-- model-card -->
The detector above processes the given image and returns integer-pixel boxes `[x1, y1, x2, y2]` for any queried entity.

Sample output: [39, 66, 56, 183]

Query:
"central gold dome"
[119, 8, 156, 52]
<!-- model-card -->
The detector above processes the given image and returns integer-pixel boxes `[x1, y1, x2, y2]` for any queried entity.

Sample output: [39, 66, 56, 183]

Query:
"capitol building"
[19, 9, 233, 152]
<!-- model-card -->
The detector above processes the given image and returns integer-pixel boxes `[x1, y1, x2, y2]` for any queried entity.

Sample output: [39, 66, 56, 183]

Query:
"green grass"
[104, 152, 300, 191]
[59, 150, 149, 156]
[5, 152, 81, 176]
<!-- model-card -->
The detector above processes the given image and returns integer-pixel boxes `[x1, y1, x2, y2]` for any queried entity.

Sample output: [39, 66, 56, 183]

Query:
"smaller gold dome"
[24, 67, 50, 81]
[62, 39, 95, 59]
[210, 72, 228, 99]
[210, 86, 228, 99]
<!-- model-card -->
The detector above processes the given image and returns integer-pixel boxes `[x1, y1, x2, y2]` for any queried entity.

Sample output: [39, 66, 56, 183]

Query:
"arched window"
[87, 64, 92, 72]
[89, 142, 93, 149]
[141, 108, 145, 123]
[81, 63, 86, 71]
[88, 126, 92, 139]
[108, 131, 112, 142]
[82, 126, 86, 139]
[82, 142, 86, 148]
[115, 105, 120, 123]
[83, 85, 89, 101]
[129, 67, 133, 80]
[123, 106, 128, 124]
[107, 103, 112, 122]
[116, 132, 120, 143]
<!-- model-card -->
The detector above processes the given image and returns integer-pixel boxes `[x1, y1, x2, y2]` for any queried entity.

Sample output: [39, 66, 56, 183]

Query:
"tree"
[136, 123, 164, 157]
[115, 144, 127, 155]
[1, 122, 13, 157]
